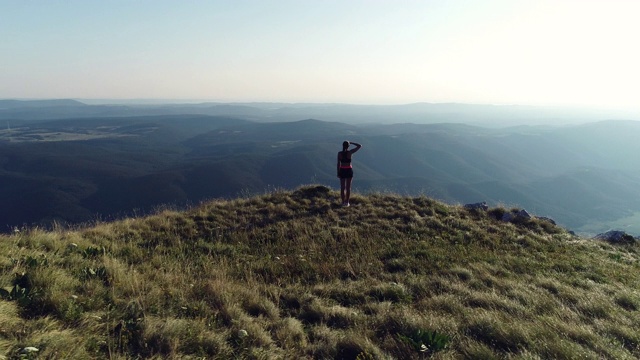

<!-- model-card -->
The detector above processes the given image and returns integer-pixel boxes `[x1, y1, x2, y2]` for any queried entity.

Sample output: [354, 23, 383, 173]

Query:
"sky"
[1, 0, 639, 112]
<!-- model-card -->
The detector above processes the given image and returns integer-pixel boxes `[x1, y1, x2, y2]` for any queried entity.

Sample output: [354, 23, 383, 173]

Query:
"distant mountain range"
[2, 99, 638, 126]
[1, 100, 640, 235]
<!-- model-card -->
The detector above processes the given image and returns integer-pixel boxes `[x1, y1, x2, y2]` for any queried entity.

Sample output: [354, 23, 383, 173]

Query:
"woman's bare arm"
[349, 142, 362, 154]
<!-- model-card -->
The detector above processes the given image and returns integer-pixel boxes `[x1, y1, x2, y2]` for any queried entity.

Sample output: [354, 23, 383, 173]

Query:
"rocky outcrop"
[593, 230, 637, 245]
[466, 202, 559, 228]
[501, 209, 532, 222]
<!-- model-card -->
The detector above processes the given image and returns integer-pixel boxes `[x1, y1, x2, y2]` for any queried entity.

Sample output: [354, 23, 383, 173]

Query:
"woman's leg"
[345, 177, 353, 205]
[340, 178, 347, 204]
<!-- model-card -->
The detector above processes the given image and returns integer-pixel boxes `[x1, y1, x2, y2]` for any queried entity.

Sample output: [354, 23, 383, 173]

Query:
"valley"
[1, 101, 640, 236]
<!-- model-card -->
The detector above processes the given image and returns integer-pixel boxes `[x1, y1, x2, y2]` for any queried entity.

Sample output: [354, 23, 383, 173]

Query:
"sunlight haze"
[1, 0, 639, 113]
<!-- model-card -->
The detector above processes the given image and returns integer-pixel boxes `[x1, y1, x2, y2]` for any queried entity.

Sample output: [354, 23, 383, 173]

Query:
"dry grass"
[1, 185, 639, 359]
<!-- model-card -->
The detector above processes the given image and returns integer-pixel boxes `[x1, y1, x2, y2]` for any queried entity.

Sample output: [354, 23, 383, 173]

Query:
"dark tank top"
[341, 151, 351, 163]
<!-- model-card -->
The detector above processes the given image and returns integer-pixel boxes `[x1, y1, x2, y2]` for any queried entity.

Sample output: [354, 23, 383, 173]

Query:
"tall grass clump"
[1, 185, 640, 359]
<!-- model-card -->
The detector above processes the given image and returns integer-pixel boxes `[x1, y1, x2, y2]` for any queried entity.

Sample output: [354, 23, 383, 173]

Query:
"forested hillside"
[2, 115, 640, 235]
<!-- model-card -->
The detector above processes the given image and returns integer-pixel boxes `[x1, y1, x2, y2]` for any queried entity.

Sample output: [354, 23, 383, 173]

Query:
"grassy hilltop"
[1, 186, 639, 359]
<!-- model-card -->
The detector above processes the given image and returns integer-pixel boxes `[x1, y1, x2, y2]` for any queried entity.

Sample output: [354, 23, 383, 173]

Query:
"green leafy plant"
[0, 283, 30, 301]
[398, 329, 451, 354]
[80, 266, 110, 285]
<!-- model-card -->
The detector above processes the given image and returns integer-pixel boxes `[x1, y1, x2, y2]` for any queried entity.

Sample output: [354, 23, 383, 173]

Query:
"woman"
[337, 140, 362, 207]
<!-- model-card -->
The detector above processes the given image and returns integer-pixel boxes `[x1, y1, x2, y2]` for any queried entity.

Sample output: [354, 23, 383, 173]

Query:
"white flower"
[21, 347, 39, 353]
[238, 329, 248, 338]
[420, 344, 428, 352]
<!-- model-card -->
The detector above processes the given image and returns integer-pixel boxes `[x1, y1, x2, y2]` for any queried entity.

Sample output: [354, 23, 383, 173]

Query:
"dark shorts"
[339, 167, 353, 179]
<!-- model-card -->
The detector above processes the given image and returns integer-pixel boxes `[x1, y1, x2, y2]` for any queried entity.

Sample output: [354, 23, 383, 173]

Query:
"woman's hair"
[342, 141, 349, 151]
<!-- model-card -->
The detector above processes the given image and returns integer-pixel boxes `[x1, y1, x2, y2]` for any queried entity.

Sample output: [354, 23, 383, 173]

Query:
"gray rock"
[501, 209, 533, 223]
[464, 202, 488, 211]
[517, 209, 531, 219]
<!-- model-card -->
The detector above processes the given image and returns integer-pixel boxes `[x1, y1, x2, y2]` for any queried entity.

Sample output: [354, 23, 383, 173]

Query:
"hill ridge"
[1, 186, 639, 359]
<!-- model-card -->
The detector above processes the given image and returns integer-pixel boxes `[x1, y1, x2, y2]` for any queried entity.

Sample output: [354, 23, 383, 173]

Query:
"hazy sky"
[1, 0, 639, 111]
